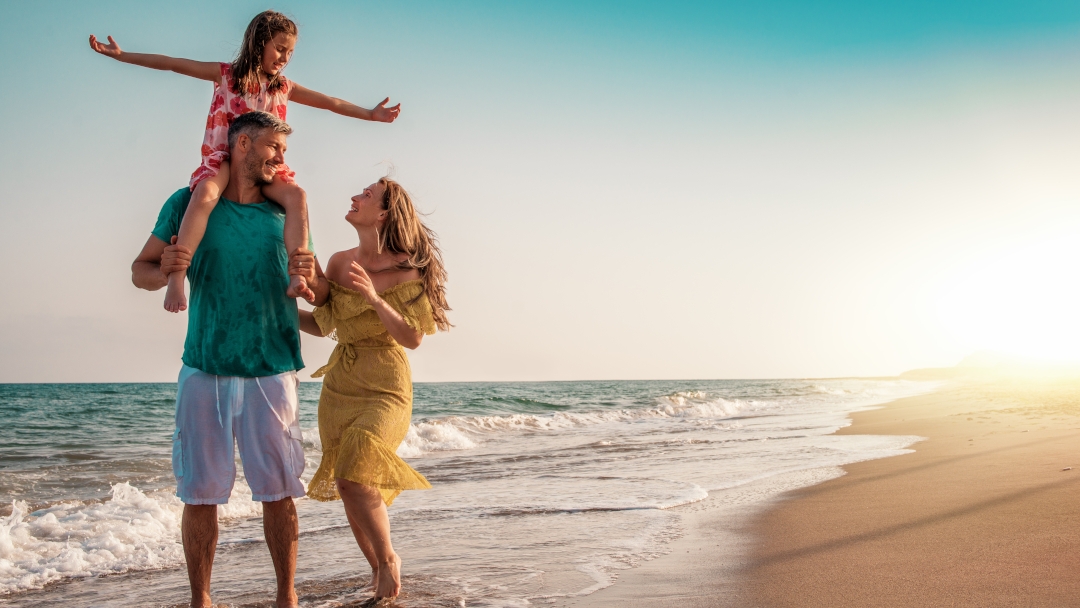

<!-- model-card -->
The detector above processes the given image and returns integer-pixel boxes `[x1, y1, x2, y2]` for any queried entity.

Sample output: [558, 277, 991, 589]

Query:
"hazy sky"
[2, 1, 1080, 382]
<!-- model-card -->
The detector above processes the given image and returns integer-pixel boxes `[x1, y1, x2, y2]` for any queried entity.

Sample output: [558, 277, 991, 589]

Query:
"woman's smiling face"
[348, 182, 388, 226]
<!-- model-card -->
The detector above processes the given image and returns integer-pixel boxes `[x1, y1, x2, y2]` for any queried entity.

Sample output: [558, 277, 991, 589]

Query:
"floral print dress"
[188, 63, 295, 189]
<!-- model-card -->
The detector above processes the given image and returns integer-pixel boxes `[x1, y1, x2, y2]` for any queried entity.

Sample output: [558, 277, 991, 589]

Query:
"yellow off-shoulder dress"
[307, 279, 435, 505]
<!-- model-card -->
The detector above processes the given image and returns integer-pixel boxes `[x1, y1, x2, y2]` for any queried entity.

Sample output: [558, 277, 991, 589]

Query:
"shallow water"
[0, 379, 930, 606]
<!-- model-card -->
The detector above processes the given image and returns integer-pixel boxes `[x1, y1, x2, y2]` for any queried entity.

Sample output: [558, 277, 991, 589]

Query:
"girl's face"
[261, 32, 296, 76]
[348, 182, 388, 227]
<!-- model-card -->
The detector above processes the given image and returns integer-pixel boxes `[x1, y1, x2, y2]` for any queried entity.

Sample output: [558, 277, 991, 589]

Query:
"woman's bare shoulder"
[324, 249, 357, 280]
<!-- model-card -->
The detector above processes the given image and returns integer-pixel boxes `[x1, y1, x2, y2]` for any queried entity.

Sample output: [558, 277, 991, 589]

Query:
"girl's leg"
[336, 478, 401, 599]
[165, 165, 230, 313]
[260, 178, 313, 302]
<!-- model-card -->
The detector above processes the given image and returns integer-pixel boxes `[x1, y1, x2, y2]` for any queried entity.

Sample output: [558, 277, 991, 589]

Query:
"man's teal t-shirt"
[152, 187, 312, 377]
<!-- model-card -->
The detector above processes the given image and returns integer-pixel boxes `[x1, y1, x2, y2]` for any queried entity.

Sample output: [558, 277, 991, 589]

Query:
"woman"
[297, 177, 450, 600]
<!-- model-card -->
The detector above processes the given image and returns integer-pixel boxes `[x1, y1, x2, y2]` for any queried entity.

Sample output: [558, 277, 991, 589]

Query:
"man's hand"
[161, 236, 193, 277]
[290, 248, 330, 306]
[289, 248, 316, 285]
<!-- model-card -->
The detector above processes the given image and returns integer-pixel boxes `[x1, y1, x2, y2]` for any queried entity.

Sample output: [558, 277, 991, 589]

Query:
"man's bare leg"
[182, 504, 218, 608]
[263, 498, 299, 608]
[337, 479, 400, 599]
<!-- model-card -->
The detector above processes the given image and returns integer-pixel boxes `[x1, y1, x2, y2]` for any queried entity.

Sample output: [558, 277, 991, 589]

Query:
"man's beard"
[245, 155, 276, 186]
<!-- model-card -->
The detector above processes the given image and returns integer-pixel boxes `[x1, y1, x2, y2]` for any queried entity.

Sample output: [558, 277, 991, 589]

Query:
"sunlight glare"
[937, 234, 1080, 364]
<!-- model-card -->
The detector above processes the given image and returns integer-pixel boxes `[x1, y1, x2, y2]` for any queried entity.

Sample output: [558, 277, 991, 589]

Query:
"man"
[132, 111, 327, 608]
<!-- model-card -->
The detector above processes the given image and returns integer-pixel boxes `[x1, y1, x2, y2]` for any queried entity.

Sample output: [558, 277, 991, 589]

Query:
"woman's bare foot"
[164, 276, 188, 313]
[374, 554, 401, 599]
[285, 274, 314, 303]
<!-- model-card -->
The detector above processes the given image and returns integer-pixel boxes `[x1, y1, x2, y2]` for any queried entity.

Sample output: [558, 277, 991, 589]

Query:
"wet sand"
[586, 378, 1080, 607]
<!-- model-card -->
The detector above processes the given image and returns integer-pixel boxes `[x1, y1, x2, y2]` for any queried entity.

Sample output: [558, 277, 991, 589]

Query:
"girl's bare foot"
[374, 554, 401, 599]
[164, 276, 188, 313]
[285, 274, 314, 303]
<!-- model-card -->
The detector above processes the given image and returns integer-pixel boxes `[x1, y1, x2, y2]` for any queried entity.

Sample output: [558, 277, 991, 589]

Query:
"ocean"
[0, 379, 930, 606]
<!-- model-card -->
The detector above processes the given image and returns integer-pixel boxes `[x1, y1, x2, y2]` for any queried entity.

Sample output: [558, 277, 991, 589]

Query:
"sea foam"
[0, 483, 182, 594]
[0, 481, 262, 594]
[395, 392, 748, 457]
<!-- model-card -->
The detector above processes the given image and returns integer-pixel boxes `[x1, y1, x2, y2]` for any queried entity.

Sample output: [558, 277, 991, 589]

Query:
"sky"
[2, 1, 1080, 382]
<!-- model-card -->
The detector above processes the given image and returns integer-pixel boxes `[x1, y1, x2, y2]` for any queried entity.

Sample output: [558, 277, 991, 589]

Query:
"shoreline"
[735, 377, 1080, 606]
[578, 390, 930, 608]
[578, 467, 853, 607]
[584, 378, 1080, 607]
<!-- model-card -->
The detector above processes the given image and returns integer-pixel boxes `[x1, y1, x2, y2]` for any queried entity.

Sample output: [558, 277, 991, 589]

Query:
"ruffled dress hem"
[307, 427, 431, 506]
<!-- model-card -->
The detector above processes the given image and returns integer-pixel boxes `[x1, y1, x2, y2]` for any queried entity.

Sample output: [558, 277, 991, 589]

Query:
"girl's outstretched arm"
[89, 35, 219, 82]
[289, 83, 401, 123]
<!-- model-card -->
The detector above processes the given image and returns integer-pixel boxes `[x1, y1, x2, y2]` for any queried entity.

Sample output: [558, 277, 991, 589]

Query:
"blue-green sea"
[0, 379, 930, 606]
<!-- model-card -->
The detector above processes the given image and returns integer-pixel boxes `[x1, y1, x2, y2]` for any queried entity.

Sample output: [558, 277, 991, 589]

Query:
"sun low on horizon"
[935, 226, 1080, 366]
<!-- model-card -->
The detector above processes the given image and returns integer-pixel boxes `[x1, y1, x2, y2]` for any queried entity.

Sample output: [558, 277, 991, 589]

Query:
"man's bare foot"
[275, 587, 298, 608]
[374, 554, 401, 599]
[285, 275, 314, 303]
[164, 277, 188, 313]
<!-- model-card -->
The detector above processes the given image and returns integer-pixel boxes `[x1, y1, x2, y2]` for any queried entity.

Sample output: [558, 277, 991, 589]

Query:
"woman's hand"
[89, 35, 123, 59]
[339, 258, 423, 349]
[348, 262, 380, 303]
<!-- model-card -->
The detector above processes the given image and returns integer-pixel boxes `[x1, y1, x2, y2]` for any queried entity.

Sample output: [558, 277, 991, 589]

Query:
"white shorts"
[172, 365, 306, 504]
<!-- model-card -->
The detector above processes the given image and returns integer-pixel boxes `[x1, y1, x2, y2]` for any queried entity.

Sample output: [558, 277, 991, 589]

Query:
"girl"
[90, 10, 401, 311]
[298, 178, 450, 600]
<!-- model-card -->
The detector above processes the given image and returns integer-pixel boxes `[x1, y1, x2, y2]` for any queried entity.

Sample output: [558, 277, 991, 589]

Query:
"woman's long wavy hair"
[230, 11, 297, 97]
[377, 178, 451, 331]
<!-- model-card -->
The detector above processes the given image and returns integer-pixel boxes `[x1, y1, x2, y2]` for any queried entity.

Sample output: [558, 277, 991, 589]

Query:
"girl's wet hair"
[377, 178, 452, 331]
[230, 10, 298, 97]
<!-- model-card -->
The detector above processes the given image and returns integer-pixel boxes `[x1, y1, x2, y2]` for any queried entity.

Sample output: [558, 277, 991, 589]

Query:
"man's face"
[236, 130, 287, 186]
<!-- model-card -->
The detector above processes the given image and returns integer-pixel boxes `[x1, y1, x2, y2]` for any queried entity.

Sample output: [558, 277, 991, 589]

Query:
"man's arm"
[132, 235, 192, 291]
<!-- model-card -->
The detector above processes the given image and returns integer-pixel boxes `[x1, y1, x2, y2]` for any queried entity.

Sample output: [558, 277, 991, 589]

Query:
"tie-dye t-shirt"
[152, 187, 313, 377]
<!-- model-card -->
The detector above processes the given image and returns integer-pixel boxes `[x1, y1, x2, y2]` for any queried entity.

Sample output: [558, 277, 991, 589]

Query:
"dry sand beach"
[585, 376, 1080, 607]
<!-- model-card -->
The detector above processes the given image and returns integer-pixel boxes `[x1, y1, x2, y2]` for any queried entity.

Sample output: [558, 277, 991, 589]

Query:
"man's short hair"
[227, 111, 292, 149]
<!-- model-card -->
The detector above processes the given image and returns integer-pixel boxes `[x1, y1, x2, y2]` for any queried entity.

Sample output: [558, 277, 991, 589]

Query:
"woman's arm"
[346, 262, 423, 349]
[89, 35, 220, 82]
[298, 310, 325, 336]
[289, 83, 400, 123]
[369, 297, 423, 349]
